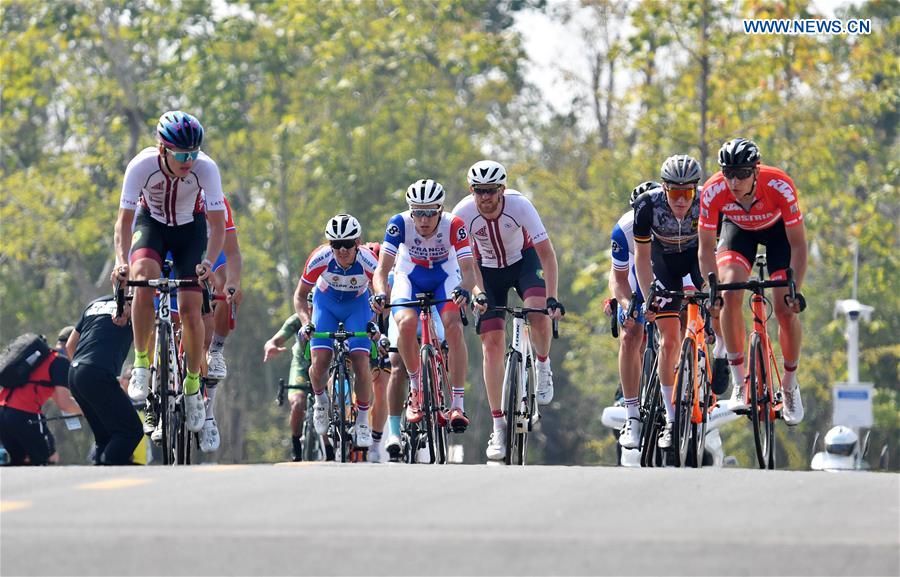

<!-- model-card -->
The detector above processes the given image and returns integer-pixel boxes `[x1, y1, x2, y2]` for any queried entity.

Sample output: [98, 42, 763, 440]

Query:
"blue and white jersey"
[382, 211, 472, 276]
[611, 210, 638, 294]
[301, 244, 378, 303]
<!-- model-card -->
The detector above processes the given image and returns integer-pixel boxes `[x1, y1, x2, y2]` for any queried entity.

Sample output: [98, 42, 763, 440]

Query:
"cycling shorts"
[310, 291, 373, 354]
[477, 247, 546, 334]
[650, 245, 702, 318]
[717, 219, 791, 279]
[131, 210, 207, 289]
[390, 261, 460, 317]
[387, 304, 445, 352]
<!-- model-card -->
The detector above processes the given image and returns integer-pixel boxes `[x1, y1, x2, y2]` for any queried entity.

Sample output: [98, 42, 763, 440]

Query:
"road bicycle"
[116, 260, 212, 465]
[485, 304, 558, 466]
[303, 322, 379, 463]
[651, 278, 717, 468]
[710, 254, 802, 469]
[384, 293, 467, 464]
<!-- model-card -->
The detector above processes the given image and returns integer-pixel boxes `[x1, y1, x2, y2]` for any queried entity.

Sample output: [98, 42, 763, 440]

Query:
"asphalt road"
[2, 463, 898, 576]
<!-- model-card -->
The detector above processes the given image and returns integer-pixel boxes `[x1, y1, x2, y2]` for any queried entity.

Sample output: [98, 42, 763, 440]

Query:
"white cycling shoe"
[536, 362, 554, 405]
[619, 417, 642, 449]
[486, 430, 507, 461]
[184, 391, 206, 433]
[199, 418, 220, 452]
[206, 350, 227, 380]
[355, 422, 373, 448]
[128, 367, 150, 403]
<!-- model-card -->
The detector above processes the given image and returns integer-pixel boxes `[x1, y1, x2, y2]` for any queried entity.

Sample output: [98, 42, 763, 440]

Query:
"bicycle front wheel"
[691, 347, 711, 468]
[640, 361, 662, 468]
[503, 351, 521, 466]
[332, 366, 350, 463]
[434, 356, 451, 465]
[749, 334, 774, 469]
[673, 339, 695, 468]
[420, 348, 437, 464]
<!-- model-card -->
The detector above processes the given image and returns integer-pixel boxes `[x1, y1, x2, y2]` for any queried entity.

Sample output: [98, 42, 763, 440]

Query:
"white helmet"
[406, 179, 445, 206]
[824, 426, 859, 457]
[324, 213, 361, 240]
[467, 160, 507, 186]
[661, 154, 702, 185]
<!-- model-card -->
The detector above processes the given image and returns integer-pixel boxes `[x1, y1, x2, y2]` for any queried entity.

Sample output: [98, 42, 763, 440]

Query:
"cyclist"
[263, 300, 313, 462]
[452, 161, 564, 461]
[698, 138, 807, 424]
[371, 179, 485, 436]
[633, 154, 704, 450]
[199, 194, 243, 453]
[293, 214, 379, 448]
[112, 111, 226, 434]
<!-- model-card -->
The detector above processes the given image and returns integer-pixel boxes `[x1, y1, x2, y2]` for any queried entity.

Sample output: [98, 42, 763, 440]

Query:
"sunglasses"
[723, 167, 755, 180]
[472, 185, 502, 196]
[330, 240, 356, 250]
[664, 185, 696, 201]
[165, 148, 200, 162]
[410, 208, 441, 218]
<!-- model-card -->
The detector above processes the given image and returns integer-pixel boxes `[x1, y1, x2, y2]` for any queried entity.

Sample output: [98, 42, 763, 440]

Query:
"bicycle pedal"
[733, 407, 751, 416]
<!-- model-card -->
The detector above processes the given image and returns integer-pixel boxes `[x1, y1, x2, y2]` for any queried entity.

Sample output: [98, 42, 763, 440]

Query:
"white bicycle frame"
[151, 280, 183, 412]
[500, 313, 539, 431]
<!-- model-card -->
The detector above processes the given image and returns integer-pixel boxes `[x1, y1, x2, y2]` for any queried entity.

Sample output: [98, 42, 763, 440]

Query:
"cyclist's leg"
[650, 249, 687, 446]
[390, 271, 423, 386]
[618, 300, 645, 447]
[716, 220, 755, 398]
[170, 214, 207, 379]
[385, 349, 407, 451]
[206, 255, 231, 379]
[517, 248, 551, 358]
[129, 211, 165, 375]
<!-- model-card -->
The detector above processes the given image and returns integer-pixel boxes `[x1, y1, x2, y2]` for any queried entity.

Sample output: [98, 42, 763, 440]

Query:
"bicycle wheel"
[639, 373, 661, 467]
[691, 347, 711, 468]
[156, 323, 172, 465]
[672, 339, 695, 468]
[515, 355, 537, 466]
[419, 348, 437, 464]
[503, 351, 520, 466]
[434, 357, 451, 465]
[301, 397, 321, 462]
[749, 334, 774, 469]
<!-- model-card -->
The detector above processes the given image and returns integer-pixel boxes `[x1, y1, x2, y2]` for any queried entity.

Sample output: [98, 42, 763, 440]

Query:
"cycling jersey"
[452, 190, 549, 268]
[632, 189, 701, 254]
[699, 165, 802, 232]
[120, 147, 226, 226]
[300, 244, 377, 302]
[382, 211, 472, 273]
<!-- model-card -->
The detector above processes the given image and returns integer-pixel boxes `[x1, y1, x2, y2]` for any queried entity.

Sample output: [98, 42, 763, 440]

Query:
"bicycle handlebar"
[382, 295, 469, 327]
[708, 268, 798, 311]
[483, 305, 559, 339]
[115, 277, 213, 317]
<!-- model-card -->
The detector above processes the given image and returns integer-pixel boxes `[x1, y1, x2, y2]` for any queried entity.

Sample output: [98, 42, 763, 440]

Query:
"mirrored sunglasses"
[472, 185, 502, 195]
[166, 148, 200, 162]
[410, 209, 441, 218]
[664, 185, 696, 201]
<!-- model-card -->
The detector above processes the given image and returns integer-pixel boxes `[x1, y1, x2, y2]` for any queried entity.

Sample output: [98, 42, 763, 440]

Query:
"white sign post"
[832, 382, 874, 428]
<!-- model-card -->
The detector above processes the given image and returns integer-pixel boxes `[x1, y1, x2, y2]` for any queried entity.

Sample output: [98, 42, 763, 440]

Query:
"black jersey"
[632, 190, 701, 254]
[72, 295, 133, 377]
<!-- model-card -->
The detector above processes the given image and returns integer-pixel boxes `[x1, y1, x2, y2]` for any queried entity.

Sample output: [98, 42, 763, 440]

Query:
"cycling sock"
[356, 402, 369, 424]
[184, 371, 201, 396]
[372, 430, 383, 442]
[451, 387, 464, 411]
[209, 333, 227, 353]
[624, 396, 640, 420]
[407, 370, 420, 390]
[314, 390, 328, 406]
[661, 385, 676, 422]
[536, 354, 549, 363]
[205, 382, 218, 417]
[783, 361, 798, 390]
[133, 350, 150, 369]
[388, 416, 401, 437]
[713, 335, 727, 358]
[492, 409, 505, 431]
[727, 352, 745, 387]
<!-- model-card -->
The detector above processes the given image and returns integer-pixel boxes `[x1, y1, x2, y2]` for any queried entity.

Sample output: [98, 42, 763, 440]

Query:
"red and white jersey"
[301, 244, 378, 300]
[699, 165, 803, 232]
[120, 147, 225, 226]
[452, 190, 549, 268]
[201, 193, 236, 235]
[381, 212, 472, 275]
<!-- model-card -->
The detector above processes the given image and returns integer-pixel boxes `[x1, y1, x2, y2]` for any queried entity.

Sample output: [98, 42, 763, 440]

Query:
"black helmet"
[718, 138, 760, 168]
[630, 181, 662, 207]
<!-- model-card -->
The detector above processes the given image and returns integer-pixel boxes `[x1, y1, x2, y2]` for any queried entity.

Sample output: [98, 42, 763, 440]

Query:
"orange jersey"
[699, 165, 803, 232]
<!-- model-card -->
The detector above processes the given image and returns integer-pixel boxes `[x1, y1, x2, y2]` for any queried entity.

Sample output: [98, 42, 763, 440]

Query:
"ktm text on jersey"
[699, 165, 803, 232]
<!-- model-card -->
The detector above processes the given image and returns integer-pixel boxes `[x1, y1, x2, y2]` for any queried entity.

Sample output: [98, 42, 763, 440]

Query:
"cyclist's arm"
[458, 255, 484, 298]
[373, 250, 395, 297]
[785, 221, 808, 290]
[65, 329, 80, 361]
[634, 241, 653, 303]
[698, 227, 718, 284]
[113, 207, 135, 270]
[532, 238, 559, 300]
[293, 281, 313, 326]
[222, 230, 243, 300]
[204, 209, 226, 271]
[609, 264, 631, 305]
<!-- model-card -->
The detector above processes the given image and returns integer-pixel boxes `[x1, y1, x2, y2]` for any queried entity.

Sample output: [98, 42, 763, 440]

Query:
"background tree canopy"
[1, 0, 896, 469]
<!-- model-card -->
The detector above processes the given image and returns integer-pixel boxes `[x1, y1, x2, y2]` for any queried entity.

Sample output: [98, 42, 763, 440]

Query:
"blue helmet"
[157, 111, 204, 150]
